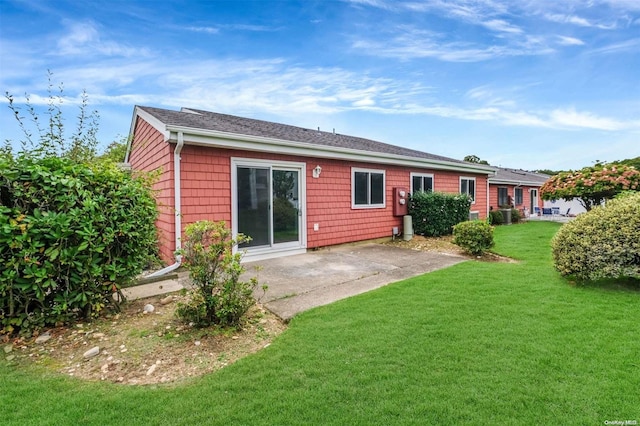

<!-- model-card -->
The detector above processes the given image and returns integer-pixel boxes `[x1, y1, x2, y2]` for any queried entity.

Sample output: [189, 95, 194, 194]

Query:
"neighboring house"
[543, 198, 585, 216]
[488, 168, 549, 216]
[126, 106, 495, 264]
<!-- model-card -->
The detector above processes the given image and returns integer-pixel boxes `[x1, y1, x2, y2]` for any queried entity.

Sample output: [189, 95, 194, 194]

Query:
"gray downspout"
[146, 132, 184, 278]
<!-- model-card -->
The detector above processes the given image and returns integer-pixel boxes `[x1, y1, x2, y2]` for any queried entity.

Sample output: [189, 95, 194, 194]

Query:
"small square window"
[460, 177, 476, 203]
[352, 168, 386, 208]
[498, 187, 508, 206]
[411, 173, 434, 193]
[515, 188, 523, 205]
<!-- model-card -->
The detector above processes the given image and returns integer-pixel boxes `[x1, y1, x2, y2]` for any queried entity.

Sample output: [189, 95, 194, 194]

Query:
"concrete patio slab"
[244, 243, 466, 320]
[129, 243, 467, 321]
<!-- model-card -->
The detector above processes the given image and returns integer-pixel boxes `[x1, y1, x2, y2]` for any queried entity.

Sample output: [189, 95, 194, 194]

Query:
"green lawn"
[2, 221, 639, 425]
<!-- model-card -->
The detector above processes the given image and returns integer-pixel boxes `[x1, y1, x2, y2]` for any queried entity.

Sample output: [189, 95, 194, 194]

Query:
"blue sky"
[1, 0, 638, 170]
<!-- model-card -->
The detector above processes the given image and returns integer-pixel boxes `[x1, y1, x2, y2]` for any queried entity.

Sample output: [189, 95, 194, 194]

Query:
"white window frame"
[515, 187, 523, 205]
[410, 172, 434, 194]
[460, 176, 476, 204]
[498, 186, 509, 206]
[352, 167, 386, 209]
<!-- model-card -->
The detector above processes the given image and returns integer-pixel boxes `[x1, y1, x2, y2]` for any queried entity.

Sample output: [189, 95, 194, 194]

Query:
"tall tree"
[540, 164, 640, 211]
[463, 155, 490, 165]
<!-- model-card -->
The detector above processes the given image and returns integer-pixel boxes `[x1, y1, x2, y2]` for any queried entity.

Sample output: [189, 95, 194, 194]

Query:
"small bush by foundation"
[176, 221, 260, 327]
[453, 220, 495, 255]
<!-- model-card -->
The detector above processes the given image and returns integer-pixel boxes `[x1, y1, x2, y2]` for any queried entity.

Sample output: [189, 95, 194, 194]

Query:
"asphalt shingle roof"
[490, 167, 550, 185]
[138, 106, 479, 167]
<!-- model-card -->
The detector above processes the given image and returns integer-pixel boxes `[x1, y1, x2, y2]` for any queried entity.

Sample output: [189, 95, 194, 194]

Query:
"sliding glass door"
[234, 160, 304, 252]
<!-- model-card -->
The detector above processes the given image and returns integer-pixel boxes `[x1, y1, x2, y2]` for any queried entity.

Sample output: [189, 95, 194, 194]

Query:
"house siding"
[130, 117, 489, 263]
[128, 118, 175, 262]
[173, 145, 488, 252]
[488, 184, 543, 214]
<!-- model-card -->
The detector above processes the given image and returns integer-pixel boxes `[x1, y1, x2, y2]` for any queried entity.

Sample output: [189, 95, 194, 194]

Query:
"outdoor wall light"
[313, 165, 322, 178]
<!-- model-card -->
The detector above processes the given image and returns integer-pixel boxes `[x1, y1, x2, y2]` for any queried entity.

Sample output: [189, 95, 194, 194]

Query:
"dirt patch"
[2, 235, 513, 386]
[2, 295, 286, 386]
[384, 234, 517, 263]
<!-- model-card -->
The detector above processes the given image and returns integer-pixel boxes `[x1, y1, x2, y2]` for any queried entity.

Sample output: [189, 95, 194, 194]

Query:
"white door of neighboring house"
[530, 189, 538, 214]
[231, 158, 307, 260]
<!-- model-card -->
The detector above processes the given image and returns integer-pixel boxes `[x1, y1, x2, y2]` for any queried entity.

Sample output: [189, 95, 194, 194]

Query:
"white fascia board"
[125, 107, 171, 162]
[165, 125, 495, 176]
[489, 178, 545, 186]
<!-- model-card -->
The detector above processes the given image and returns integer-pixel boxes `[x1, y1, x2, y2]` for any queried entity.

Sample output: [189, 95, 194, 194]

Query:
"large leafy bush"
[176, 221, 260, 328]
[551, 192, 640, 282]
[410, 191, 472, 236]
[0, 156, 158, 334]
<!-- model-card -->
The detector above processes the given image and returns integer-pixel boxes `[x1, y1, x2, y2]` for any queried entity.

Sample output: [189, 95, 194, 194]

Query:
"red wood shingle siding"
[489, 184, 543, 214]
[130, 118, 490, 262]
[175, 145, 489, 250]
[127, 119, 175, 262]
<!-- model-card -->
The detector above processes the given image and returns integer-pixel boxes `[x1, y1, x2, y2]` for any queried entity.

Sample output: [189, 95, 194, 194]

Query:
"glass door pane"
[272, 169, 299, 244]
[237, 167, 270, 248]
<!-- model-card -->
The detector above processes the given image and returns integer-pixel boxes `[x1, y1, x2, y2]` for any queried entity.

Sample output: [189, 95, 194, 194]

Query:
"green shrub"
[551, 192, 640, 282]
[452, 220, 495, 255]
[410, 191, 472, 237]
[176, 221, 259, 328]
[0, 156, 158, 335]
[511, 208, 521, 223]
[489, 210, 504, 225]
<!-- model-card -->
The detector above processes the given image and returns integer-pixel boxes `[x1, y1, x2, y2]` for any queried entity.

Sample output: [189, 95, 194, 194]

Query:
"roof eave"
[165, 125, 495, 175]
[488, 178, 546, 186]
[125, 106, 171, 162]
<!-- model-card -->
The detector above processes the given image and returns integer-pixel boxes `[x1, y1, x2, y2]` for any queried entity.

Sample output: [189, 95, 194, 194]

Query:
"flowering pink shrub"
[541, 164, 640, 211]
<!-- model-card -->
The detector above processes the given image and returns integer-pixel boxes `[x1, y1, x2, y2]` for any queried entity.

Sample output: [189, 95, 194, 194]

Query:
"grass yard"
[1, 221, 639, 425]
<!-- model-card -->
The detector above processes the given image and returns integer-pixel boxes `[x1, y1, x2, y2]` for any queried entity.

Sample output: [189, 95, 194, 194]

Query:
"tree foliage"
[5, 71, 100, 163]
[463, 155, 490, 165]
[1, 73, 159, 335]
[0, 156, 159, 334]
[612, 156, 640, 170]
[540, 164, 640, 211]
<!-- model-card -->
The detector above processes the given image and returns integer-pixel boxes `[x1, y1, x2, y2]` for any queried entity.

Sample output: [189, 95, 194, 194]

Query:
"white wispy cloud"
[186, 26, 219, 34]
[549, 108, 627, 130]
[56, 20, 149, 57]
[544, 13, 617, 29]
[556, 36, 585, 46]
[8, 54, 638, 135]
[351, 27, 553, 62]
[588, 38, 640, 54]
[481, 19, 523, 34]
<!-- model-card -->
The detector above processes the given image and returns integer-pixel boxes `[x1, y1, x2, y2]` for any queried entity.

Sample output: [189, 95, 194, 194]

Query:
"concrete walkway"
[127, 243, 467, 321]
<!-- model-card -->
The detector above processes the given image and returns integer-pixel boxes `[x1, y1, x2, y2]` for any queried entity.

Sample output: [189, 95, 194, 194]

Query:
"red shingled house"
[125, 106, 495, 265]
[488, 167, 549, 216]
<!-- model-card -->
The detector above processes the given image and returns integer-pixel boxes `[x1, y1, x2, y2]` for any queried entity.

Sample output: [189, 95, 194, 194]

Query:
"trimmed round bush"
[551, 192, 640, 282]
[489, 210, 504, 225]
[452, 220, 495, 255]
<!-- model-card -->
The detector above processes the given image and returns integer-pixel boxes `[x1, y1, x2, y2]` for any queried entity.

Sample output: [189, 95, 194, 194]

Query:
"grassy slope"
[2, 221, 638, 425]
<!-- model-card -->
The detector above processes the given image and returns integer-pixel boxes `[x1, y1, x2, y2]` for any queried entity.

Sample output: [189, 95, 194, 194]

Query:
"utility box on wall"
[393, 187, 409, 217]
